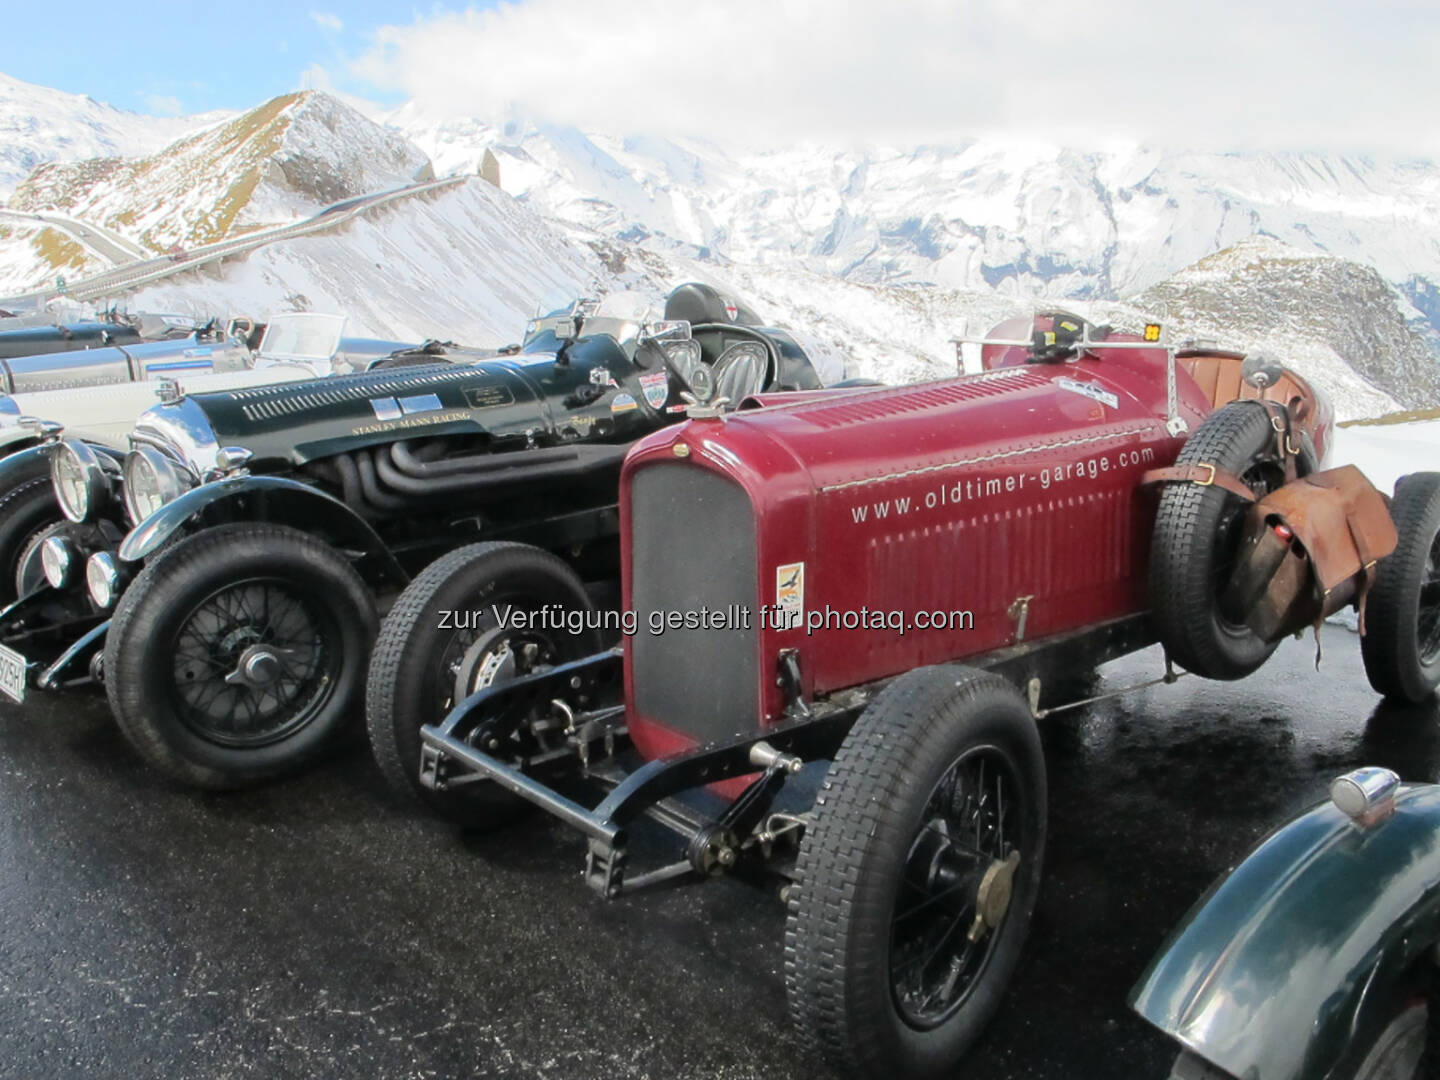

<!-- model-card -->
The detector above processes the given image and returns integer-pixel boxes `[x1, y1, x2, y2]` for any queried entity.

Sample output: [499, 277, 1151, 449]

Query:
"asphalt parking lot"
[0, 623, 1434, 1079]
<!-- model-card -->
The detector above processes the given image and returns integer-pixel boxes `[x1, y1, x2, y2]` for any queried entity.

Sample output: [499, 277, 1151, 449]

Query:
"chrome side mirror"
[641, 320, 692, 343]
[1242, 352, 1284, 390]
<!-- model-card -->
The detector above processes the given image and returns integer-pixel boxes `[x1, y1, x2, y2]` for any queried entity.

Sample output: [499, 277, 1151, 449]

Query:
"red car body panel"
[619, 337, 1327, 773]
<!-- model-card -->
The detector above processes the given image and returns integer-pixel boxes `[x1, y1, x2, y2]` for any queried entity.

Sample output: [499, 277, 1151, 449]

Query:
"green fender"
[118, 474, 407, 586]
[1130, 784, 1440, 1080]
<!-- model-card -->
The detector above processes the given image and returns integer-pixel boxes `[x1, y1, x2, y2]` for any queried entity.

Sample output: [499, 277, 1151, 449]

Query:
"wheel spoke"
[166, 577, 337, 748]
[890, 745, 1022, 1029]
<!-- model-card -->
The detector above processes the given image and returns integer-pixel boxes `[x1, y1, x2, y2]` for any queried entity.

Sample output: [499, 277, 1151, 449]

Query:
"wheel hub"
[451, 626, 544, 702]
[224, 644, 292, 689]
[968, 850, 1021, 943]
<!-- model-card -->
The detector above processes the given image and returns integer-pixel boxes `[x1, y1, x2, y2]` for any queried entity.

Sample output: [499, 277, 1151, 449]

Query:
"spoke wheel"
[786, 665, 1046, 1079]
[104, 523, 376, 789]
[890, 746, 1022, 1030]
[169, 576, 338, 748]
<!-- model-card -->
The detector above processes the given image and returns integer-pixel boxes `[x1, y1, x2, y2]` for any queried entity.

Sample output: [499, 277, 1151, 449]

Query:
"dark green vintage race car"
[0, 284, 829, 788]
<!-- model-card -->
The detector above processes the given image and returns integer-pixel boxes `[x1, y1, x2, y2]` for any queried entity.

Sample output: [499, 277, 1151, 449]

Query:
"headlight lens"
[51, 439, 108, 524]
[86, 552, 120, 610]
[123, 446, 190, 524]
[41, 536, 72, 589]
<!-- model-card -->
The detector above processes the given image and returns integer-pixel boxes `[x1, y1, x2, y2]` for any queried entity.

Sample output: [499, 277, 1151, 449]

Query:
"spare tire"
[1150, 401, 1315, 680]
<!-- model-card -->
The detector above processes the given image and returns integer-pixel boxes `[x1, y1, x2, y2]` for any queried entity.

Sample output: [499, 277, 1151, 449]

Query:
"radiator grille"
[630, 464, 759, 742]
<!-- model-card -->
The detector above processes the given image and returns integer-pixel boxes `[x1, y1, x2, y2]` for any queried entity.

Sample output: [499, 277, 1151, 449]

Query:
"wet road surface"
[1, 624, 1436, 1079]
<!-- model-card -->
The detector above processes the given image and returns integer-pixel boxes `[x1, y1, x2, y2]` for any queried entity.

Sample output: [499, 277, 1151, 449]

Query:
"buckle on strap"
[1194, 463, 1217, 486]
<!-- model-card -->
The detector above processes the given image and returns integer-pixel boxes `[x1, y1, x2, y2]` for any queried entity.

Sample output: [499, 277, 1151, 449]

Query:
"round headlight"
[123, 447, 189, 524]
[86, 552, 120, 610]
[41, 536, 72, 589]
[51, 439, 108, 524]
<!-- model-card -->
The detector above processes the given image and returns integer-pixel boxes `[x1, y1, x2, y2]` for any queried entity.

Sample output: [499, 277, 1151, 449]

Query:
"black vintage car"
[0, 284, 826, 789]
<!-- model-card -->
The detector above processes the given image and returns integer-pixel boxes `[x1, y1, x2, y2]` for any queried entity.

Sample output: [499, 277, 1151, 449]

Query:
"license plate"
[0, 643, 27, 703]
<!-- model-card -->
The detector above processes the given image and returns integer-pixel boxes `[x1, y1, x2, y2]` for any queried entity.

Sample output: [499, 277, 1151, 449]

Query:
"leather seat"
[1179, 351, 1319, 416]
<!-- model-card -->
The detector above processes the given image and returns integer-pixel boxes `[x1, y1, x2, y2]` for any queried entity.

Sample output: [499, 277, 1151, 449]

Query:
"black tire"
[784, 666, 1046, 1079]
[104, 523, 376, 789]
[1151, 401, 1312, 680]
[1167, 1051, 1236, 1079]
[0, 458, 63, 605]
[1362, 472, 1440, 703]
[365, 541, 602, 828]
[1351, 997, 1426, 1079]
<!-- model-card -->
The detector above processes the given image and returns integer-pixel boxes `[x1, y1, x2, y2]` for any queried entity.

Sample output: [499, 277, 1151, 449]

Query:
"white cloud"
[352, 0, 1440, 152]
[311, 11, 343, 32]
[142, 93, 183, 117]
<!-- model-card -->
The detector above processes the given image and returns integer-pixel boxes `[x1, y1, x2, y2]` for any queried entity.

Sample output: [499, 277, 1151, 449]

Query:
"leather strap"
[1142, 464, 1257, 501]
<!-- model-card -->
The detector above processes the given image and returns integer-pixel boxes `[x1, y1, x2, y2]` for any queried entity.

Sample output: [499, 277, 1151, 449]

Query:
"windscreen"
[257, 313, 346, 362]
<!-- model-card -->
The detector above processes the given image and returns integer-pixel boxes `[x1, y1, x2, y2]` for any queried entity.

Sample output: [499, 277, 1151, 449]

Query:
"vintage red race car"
[363, 313, 1439, 1078]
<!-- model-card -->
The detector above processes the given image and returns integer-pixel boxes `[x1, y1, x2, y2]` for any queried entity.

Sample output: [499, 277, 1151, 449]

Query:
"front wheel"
[0, 458, 65, 604]
[365, 541, 602, 828]
[103, 523, 377, 789]
[785, 666, 1047, 1079]
[1362, 472, 1440, 703]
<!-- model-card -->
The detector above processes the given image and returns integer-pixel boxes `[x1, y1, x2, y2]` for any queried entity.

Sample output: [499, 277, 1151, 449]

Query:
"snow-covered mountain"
[0, 92, 431, 288]
[390, 107, 1440, 332]
[0, 72, 228, 198]
[0, 75, 1437, 420]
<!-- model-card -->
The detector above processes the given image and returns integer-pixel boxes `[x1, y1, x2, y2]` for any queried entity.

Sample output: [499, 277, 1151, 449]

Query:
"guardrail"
[0, 174, 469, 309]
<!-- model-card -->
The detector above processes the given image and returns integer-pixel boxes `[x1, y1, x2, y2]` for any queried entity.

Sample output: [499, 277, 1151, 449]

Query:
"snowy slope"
[0, 92, 430, 291]
[124, 178, 608, 345]
[0, 72, 228, 198]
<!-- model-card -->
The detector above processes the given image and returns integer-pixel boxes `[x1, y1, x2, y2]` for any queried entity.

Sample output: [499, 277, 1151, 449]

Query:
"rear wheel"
[1151, 401, 1310, 680]
[365, 542, 602, 828]
[785, 666, 1046, 1079]
[104, 523, 376, 789]
[1362, 472, 1440, 703]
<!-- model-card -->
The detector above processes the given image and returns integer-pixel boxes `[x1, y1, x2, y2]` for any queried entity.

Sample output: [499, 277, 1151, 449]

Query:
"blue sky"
[0, 2, 491, 115]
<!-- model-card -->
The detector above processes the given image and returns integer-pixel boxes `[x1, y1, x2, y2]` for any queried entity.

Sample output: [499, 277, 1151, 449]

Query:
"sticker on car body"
[775, 562, 804, 629]
[1056, 378, 1119, 410]
[639, 371, 669, 409]
[610, 393, 638, 414]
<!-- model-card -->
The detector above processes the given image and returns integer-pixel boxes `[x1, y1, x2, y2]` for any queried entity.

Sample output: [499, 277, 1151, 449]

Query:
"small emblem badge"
[639, 371, 669, 409]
